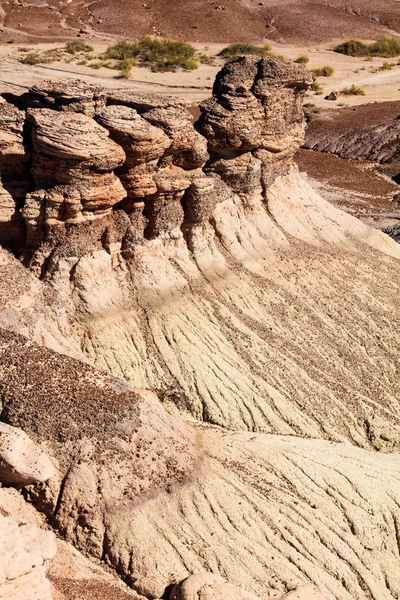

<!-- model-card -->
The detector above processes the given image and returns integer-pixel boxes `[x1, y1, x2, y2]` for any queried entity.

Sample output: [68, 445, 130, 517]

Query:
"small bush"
[137, 37, 198, 71]
[311, 65, 335, 77]
[18, 47, 31, 52]
[334, 39, 368, 56]
[197, 52, 216, 66]
[335, 35, 400, 58]
[20, 53, 51, 65]
[65, 40, 94, 54]
[219, 42, 272, 59]
[294, 55, 309, 65]
[104, 40, 138, 60]
[105, 37, 199, 72]
[379, 61, 396, 71]
[341, 84, 366, 96]
[118, 57, 135, 78]
[7, 38, 16, 44]
[311, 81, 323, 95]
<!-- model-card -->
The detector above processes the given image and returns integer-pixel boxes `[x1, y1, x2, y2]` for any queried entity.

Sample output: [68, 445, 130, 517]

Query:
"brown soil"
[305, 101, 400, 138]
[296, 149, 400, 215]
[1, 0, 400, 45]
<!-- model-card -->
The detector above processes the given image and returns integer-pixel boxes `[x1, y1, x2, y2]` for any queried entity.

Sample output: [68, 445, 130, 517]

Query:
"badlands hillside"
[1, 54, 400, 600]
[1, 0, 400, 44]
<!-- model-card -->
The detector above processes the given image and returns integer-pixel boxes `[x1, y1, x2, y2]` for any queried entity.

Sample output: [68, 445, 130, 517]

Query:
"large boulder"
[170, 573, 260, 600]
[0, 422, 54, 486]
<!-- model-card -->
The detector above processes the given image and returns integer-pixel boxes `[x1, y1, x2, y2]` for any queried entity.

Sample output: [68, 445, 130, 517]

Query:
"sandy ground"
[1, 39, 400, 105]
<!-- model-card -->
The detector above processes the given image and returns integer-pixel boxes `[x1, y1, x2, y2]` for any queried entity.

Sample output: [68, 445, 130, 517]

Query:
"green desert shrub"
[294, 55, 309, 65]
[219, 42, 272, 60]
[104, 40, 138, 60]
[118, 58, 135, 78]
[311, 65, 335, 77]
[335, 35, 400, 58]
[65, 40, 94, 54]
[341, 84, 366, 96]
[136, 37, 198, 71]
[20, 53, 52, 65]
[105, 37, 199, 72]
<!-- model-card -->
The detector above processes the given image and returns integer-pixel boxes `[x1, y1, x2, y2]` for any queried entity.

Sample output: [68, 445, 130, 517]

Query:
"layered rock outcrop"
[198, 57, 313, 190]
[0, 103, 29, 247]
[23, 108, 126, 253]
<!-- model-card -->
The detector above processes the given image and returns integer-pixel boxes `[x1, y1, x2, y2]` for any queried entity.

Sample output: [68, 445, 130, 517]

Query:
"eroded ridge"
[0, 58, 399, 449]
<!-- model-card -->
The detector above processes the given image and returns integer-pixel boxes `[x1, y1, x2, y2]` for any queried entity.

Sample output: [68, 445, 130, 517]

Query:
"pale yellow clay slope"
[60, 169, 400, 450]
[102, 422, 400, 600]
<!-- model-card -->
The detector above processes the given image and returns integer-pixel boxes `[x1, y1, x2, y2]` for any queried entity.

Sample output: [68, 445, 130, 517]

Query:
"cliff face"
[0, 57, 312, 265]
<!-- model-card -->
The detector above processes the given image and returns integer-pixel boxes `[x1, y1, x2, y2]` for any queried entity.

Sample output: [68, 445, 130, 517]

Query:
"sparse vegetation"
[294, 55, 309, 65]
[340, 84, 366, 96]
[104, 37, 199, 74]
[311, 81, 323, 95]
[118, 58, 135, 79]
[378, 61, 397, 71]
[7, 38, 16, 44]
[88, 59, 113, 69]
[219, 42, 272, 60]
[197, 52, 216, 66]
[311, 65, 335, 77]
[103, 40, 137, 60]
[335, 35, 400, 58]
[19, 53, 52, 65]
[65, 41, 94, 54]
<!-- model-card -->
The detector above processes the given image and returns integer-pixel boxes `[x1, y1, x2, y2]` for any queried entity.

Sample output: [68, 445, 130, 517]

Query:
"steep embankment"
[1, 58, 400, 600]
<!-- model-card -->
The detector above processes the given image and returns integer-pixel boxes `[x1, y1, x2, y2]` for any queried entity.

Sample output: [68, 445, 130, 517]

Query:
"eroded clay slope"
[1, 330, 400, 600]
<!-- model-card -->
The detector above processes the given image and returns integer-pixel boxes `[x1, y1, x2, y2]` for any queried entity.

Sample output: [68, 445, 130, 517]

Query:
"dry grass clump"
[294, 55, 309, 65]
[197, 52, 216, 66]
[311, 65, 334, 77]
[219, 42, 272, 60]
[311, 81, 323, 95]
[341, 84, 366, 96]
[335, 35, 400, 57]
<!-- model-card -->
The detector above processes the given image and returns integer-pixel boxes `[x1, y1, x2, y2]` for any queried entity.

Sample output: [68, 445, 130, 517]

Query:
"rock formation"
[0, 422, 54, 486]
[0, 514, 56, 600]
[0, 57, 400, 600]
